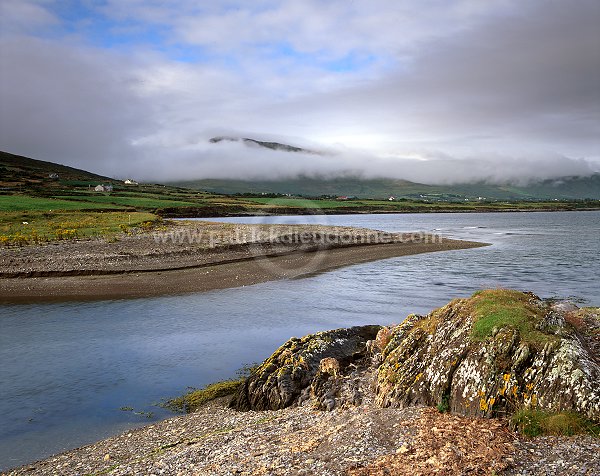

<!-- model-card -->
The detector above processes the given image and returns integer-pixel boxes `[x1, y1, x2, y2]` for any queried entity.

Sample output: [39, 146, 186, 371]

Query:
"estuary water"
[1, 211, 599, 470]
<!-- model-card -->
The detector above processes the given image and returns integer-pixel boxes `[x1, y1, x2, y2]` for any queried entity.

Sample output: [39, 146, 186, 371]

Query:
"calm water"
[1, 211, 599, 470]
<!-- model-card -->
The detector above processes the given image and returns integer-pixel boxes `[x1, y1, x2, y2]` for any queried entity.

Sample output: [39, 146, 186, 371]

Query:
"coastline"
[160, 206, 600, 218]
[6, 297, 599, 476]
[7, 391, 598, 476]
[0, 237, 486, 303]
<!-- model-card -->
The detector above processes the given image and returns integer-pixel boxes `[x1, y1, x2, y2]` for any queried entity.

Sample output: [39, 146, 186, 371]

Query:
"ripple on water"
[1, 211, 599, 470]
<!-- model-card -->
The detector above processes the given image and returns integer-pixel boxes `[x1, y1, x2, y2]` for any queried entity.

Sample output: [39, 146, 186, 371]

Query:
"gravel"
[4, 365, 598, 476]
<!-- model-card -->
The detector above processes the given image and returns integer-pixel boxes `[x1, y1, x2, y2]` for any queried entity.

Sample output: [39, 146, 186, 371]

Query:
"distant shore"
[0, 221, 486, 302]
[159, 206, 600, 218]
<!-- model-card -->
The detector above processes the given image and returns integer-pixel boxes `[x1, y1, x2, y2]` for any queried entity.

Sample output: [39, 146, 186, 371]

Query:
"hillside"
[171, 174, 600, 201]
[1, 150, 598, 245]
[167, 136, 600, 200]
[0, 150, 240, 216]
[5, 147, 596, 202]
[0, 150, 112, 188]
[171, 176, 432, 198]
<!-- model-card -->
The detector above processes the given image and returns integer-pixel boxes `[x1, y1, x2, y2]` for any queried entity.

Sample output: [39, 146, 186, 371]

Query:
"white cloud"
[0, 0, 598, 184]
[0, 0, 59, 35]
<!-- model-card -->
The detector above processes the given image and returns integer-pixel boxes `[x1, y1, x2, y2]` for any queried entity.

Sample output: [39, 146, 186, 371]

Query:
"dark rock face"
[229, 325, 380, 411]
[375, 291, 600, 421]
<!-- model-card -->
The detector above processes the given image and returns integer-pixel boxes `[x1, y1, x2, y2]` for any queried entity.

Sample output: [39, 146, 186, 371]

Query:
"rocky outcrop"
[229, 325, 380, 411]
[230, 290, 599, 423]
[375, 290, 600, 421]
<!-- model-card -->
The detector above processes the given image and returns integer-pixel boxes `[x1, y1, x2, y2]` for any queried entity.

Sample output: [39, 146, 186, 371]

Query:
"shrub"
[437, 394, 450, 413]
[512, 409, 599, 437]
[163, 379, 243, 413]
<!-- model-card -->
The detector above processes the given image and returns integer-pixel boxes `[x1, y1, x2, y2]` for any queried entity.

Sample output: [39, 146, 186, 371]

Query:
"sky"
[0, 0, 599, 184]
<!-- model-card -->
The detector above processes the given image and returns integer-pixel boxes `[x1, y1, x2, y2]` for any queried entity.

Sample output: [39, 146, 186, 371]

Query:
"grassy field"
[55, 195, 203, 209]
[0, 195, 127, 212]
[242, 197, 366, 208]
[0, 210, 160, 245]
[172, 174, 600, 200]
[243, 197, 477, 209]
[1, 147, 599, 247]
[0, 192, 597, 246]
[240, 196, 598, 211]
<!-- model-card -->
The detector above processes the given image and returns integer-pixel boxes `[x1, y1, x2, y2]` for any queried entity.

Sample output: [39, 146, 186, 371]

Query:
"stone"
[375, 290, 600, 421]
[229, 325, 380, 411]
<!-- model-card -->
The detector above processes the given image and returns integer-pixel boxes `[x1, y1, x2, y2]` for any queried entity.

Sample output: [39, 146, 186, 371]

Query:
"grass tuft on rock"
[469, 289, 554, 344]
[164, 379, 243, 413]
[512, 409, 600, 437]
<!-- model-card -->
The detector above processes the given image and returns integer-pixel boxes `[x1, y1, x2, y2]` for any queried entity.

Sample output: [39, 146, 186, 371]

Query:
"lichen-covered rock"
[375, 290, 600, 421]
[229, 325, 380, 410]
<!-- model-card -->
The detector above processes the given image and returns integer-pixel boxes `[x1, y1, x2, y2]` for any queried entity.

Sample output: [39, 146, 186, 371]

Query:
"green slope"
[2, 149, 598, 205]
[171, 175, 600, 200]
[170, 176, 438, 198]
[0, 150, 112, 186]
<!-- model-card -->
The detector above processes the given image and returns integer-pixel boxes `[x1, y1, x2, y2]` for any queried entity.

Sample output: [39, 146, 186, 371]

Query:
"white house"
[94, 184, 113, 192]
[124, 179, 138, 185]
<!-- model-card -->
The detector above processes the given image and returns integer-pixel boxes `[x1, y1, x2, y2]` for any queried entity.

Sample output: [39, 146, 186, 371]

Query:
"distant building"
[336, 196, 349, 200]
[49, 173, 59, 179]
[94, 184, 113, 192]
[388, 196, 396, 201]
[124, 179, 138, 185]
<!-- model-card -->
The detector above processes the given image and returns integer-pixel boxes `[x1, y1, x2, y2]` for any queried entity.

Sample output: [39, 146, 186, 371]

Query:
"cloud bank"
[0, 0, 598, 184]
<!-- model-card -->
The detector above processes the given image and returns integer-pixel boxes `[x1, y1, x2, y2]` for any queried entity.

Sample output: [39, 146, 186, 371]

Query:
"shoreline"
[0, 238, 486, 303]
[159, 207, 600, 220]
[5, 299, 598, 475]
[160, 207, 600, 218]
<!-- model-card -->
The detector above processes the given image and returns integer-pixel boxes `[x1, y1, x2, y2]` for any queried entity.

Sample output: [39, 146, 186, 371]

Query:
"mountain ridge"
[200, 137, 600, 200]
[2, 149, 598, 201]
[170, 174, 600, 201]
[209, 136, 317, 154]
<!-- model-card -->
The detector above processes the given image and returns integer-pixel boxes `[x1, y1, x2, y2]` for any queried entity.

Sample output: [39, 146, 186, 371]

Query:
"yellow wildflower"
[531, 394, 538, 406]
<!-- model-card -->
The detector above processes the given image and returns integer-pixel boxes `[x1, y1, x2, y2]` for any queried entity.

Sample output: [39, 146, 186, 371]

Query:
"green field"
[0, 210, 160, 245]
[241, 197, 449, 208]
[55, 195, 203, 209]
[242, 197, 365, 208]
[1, 149, 599, 247]
[240, 196, 590, 211]
[172, 174, 600, 200]
[0, 195, 126, 212]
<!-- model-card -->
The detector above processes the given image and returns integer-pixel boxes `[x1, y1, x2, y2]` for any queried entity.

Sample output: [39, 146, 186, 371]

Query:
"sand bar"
[0, 221, 487, 303]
